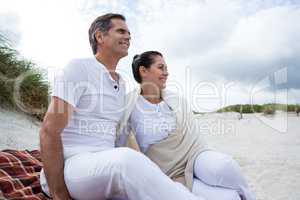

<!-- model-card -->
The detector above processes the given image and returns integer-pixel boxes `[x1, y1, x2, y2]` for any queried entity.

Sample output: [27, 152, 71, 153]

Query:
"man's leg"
[63, 147, 203, 200]
[193, 150, 256, 200]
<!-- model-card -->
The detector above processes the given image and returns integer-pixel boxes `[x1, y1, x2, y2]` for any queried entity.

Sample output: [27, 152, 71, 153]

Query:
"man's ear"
[95, 30, 104, 44]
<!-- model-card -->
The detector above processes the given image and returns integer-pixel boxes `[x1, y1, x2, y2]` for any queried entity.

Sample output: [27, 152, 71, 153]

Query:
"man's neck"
[95, 52, 120, 72]
[95, 52, 120, 80]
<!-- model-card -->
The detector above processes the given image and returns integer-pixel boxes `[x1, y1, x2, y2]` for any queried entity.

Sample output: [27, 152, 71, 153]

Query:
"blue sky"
[1, 0, 300, 111]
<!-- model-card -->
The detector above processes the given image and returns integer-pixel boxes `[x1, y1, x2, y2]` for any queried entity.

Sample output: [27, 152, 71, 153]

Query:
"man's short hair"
[89, 13, 126, 55]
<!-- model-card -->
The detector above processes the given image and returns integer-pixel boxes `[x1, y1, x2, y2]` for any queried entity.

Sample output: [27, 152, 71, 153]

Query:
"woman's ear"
[139, 66, 147, 78]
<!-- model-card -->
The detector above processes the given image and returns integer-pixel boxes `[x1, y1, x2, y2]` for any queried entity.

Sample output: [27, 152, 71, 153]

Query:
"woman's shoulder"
[162, 89, 186, 103]
[162, 89, 192, 113]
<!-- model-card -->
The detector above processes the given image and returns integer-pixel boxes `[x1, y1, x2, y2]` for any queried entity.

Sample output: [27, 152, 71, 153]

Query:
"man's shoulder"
[58, 58, 95, 81]
[66, 57, 95, 67]
[64, 57, 97, 73]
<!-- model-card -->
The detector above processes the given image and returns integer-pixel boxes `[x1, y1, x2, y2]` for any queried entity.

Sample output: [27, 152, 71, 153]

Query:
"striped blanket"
[0, 149, 49, 200]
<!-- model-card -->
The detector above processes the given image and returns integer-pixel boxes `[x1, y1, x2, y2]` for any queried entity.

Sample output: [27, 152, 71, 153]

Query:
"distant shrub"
[217, 104, 263, 113]
[241, 105, 254, 113]
[263, 106, 275, 115]
[217, 104, 300, 115]
[252, 105, 263, 113]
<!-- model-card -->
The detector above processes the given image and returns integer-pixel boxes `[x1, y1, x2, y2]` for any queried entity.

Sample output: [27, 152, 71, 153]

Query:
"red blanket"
[0, 149, 49, 200]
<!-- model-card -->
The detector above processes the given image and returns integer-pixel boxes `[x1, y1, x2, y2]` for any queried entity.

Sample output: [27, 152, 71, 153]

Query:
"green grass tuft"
[0, 34, 49, 121]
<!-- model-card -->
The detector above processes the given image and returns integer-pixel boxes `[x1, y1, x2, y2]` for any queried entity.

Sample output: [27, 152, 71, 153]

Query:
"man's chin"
[119, 51, 128, 58]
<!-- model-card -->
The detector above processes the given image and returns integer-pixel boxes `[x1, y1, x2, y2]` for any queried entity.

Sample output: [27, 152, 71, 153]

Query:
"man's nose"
[163, 70, 169, 76]
[125, 32, 131, 41]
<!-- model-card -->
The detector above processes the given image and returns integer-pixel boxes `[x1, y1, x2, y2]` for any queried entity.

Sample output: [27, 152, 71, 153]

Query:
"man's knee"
[113, 148, 150, 172]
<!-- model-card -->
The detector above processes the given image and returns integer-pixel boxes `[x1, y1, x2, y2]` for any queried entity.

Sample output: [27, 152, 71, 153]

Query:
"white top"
[130, 95, 177, 153]
[52, 57, 126, 156]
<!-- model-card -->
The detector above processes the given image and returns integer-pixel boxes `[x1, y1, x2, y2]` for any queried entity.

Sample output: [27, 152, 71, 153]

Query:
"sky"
[1, 0, 300, 112]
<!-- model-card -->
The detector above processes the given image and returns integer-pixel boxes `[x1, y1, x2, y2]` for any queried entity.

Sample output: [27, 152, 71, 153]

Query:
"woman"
[118, 51, 256, 200]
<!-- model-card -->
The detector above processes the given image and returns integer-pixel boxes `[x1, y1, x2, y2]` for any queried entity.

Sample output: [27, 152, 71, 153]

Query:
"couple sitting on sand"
[39, 13, 256, 200]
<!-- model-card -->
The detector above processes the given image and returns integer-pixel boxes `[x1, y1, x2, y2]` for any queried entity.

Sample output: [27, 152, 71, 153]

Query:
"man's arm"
[40, 96, 74, 200]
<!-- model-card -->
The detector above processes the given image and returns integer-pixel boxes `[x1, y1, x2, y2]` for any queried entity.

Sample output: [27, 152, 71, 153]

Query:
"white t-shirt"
[130, 95, 177, 153]
[52, 57, 126, 155]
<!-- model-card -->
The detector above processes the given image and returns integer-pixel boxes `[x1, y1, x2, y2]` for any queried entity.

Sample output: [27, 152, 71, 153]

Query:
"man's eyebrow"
[158, 63, 167, 67]
[117, 28, 131, 35]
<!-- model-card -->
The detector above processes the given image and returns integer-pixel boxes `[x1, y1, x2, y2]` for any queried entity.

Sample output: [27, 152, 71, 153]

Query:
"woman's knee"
[223, 191, 241, 200]
[193, 178, 241, 200]
[194, 151, 242, 186]
[214, 153, 241, 177]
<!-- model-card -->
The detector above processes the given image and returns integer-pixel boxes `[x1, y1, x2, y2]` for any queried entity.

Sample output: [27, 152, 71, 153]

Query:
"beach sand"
[1, 109, 299, 200]
[197, 112, 300, 200]
[0, 108, 40, 150]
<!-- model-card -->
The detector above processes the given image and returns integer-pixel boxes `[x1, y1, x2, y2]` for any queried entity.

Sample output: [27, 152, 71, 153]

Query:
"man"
[39, 13, 202, 200]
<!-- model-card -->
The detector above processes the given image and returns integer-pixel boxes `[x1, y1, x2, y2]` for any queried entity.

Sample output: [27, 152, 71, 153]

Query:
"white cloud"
[1, 0, 92, 67]
[191, 5, 300, 91]
[134, 0, 240, 55]
[0, 12, 21, 45]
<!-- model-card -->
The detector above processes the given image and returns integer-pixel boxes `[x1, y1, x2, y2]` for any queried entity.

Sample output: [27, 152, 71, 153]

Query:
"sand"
[1, 109, 299, 200]
[197, 112, 300, 200]
[0, 108, 40, 150]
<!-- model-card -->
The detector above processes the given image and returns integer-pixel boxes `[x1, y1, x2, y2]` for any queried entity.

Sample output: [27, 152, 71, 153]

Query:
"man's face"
[101, 18, 131, 58]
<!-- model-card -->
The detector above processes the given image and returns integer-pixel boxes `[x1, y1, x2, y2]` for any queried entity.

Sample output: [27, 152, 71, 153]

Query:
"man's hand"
[51, 186, 72, 200]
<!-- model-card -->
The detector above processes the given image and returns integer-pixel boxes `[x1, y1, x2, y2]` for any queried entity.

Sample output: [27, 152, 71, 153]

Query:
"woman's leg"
[193, 150, 256, 200]
[192, 178, 241, 200]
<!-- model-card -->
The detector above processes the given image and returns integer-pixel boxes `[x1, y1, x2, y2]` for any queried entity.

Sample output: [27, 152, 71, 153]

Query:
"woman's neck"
[141, 84, 162, 104]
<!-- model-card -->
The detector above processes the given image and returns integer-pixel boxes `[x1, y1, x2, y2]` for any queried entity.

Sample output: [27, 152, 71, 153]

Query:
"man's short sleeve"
[52, 59, 87, 107]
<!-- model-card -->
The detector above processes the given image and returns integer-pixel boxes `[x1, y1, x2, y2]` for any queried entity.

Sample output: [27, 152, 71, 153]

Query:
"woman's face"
[140, 55, 169, 90]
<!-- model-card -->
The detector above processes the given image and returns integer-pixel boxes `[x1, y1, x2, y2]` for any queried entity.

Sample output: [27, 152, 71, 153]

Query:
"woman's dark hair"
[131, 51, 163, 83]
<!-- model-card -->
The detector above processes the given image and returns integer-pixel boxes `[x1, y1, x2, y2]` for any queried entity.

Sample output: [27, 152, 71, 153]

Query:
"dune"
[0, 108, 40, 150]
